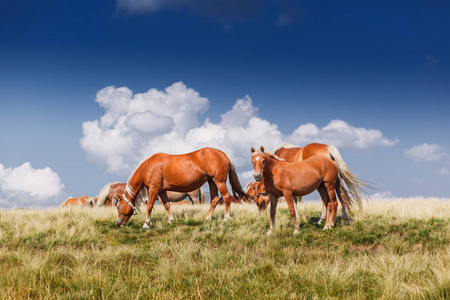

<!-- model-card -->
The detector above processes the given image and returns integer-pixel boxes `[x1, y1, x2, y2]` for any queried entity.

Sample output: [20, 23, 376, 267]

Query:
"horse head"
[251, 146, 266, 182]
[116, 190, 141, 227]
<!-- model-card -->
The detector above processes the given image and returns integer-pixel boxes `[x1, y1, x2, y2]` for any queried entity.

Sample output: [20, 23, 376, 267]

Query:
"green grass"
[0, 199, 449, 299]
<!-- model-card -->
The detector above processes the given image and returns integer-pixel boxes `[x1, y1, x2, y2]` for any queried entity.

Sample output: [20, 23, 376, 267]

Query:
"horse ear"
[260, 146, 265, 152]
[251, 147, 255, 153]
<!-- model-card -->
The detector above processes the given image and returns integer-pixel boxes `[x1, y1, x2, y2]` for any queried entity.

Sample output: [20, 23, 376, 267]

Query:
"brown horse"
[270, 143, 370, 224]
[251, 146, 351, 235]
[60, 196, 94, 207]
[116, 147, 247, 227]
[97, 182, 204, 207]
[244, 181, 270, 211]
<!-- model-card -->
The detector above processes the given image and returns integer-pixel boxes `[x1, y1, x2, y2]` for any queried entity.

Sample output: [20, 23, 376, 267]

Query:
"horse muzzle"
[116, 220, 125, 227]
[254, 172, 262, 182]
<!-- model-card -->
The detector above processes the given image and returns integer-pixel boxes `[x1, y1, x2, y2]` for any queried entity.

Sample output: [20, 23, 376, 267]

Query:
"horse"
[60, 196, 94, 207]
[244, 181, 270, 211]
[116, 147, 248, 227]
[97, 182, 204, 207]
[267, 143, 371, 224]
[251, 146, 352, 235]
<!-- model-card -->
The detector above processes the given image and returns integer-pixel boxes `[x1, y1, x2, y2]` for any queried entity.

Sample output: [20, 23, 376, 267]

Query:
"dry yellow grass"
[0, 198, 449, 299]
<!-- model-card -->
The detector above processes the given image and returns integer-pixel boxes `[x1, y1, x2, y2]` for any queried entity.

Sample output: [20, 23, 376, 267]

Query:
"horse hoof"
[168, 218, 174, 223]
[323, 225, 331, 230]
[293, 229, 299, 235]
[142, 223, 151, 229]
[266, 230, 273, 236]
[317, 219, 324, 226]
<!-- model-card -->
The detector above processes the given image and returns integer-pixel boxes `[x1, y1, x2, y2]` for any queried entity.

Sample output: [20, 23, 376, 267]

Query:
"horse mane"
[271, 143, 297, 153]
[264, 151, 285, 161]
[244, 182, 253, 193]
[252, 148, 285, 161]
[97, 181, 119, 206]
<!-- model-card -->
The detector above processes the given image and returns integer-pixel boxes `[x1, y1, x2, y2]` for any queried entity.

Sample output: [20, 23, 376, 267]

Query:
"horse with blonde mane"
[251, 146, 348, 235]
[270, 143, 371, 224]
[116, 147, 248, 227]
[244, 181, 270, 211]
[60, 196, 94, 207]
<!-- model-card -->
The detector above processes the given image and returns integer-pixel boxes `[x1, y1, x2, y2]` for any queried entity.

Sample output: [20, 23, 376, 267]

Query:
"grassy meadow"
[0, 198, 449, 299]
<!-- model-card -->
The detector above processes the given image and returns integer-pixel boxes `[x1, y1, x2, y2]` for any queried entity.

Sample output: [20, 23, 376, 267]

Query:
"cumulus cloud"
[403, 143, 448, 162]
[370, 191, 393, 199]
[81, 81, 398, 179]
[0, 162, 65, 209]
[289, 120, 399, 149]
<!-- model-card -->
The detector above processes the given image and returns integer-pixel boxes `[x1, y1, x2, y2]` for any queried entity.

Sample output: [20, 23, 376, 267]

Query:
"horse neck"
[262, 157, 277, 191]
[126, 173, 144, 202]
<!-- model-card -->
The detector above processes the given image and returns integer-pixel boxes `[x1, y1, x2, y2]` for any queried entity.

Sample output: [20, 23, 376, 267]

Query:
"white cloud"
[0, 162, 65, 209]
[81, 82, 398, 179]
[439, 167, 449, 176]
[403, 143, 448, 162]
[370, 191, 393, 199]
[289, 119, 399, 149]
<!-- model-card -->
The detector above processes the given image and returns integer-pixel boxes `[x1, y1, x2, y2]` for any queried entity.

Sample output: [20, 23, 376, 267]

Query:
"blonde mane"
[271, 143, 297, 153]
[97, 181, 119, 206]
[251, 148, 285, 161]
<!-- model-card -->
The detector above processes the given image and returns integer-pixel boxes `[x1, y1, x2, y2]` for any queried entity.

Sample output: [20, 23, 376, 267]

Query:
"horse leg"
[143, 188, 159, 229]
[317, 183, 331, 230]
[215, 182, 233, 221]
[318, 203, 327, 225]
[283, 191, 300, 235]
[267, 194, 278, 236]
[319, 182, 338, 229]
[293, 196, 302, 220]
[326, 182, 338, 228]
[205, 180, 220, 220]
[158, 191, 174, 223]
[189, 191, 200, 205]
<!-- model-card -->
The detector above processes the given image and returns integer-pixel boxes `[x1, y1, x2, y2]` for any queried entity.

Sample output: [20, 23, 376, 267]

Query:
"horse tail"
[199, 187, 205, 204]
[227, 157, 249, 201]
[334, 176, 353, 213]
[327, 145, 371, 210]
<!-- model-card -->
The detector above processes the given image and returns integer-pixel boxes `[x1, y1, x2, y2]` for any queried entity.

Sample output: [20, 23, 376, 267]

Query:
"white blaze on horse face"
[255, 156, 260, 161]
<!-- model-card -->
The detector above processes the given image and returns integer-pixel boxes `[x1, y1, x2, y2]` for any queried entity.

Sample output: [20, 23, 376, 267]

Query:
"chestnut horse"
[116, 147, 247, 227]
[97, 182, 204, 207]
[271, 143, 370, 224]
[60, 196, 94, 207]
[244, 181, 270, 211]
[251, 146, 351, 235]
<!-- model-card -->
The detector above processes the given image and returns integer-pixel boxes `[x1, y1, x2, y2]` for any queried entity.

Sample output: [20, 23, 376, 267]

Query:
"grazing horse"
[269, 143, 370, 224]
[244, 181, 270, 211]
[251, 146, 351, 235]
[97, 182, 204, 207]
[60, 196, 94, 207]
[116, 147, 248, 227]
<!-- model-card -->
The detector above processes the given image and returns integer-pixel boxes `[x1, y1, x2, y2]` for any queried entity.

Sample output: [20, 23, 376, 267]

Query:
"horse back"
[143, 147, 230, 190]
[275, 147, 303, 162]
[301, 143, 330, 160]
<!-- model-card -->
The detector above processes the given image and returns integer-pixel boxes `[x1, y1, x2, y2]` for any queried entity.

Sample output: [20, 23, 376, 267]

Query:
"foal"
[251, 146, 339, 235]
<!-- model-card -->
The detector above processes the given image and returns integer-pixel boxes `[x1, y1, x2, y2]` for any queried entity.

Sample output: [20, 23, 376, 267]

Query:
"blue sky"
[1, 0, 449, 208]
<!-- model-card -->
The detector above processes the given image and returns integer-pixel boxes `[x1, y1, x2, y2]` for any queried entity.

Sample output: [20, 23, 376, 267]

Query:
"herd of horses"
[61, 143, 371, 235]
